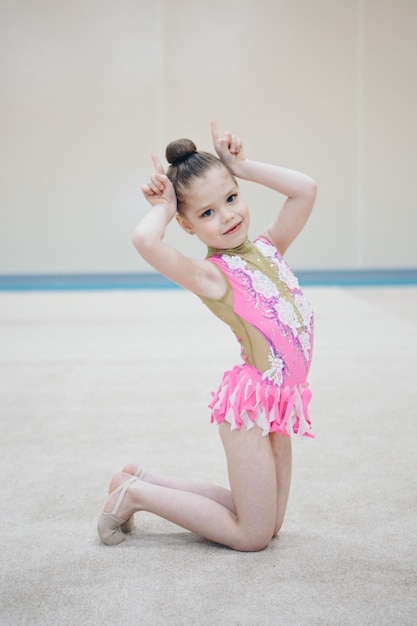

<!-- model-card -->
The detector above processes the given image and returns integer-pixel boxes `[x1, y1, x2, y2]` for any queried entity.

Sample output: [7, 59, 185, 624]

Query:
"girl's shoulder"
[253, 236, 282, 260]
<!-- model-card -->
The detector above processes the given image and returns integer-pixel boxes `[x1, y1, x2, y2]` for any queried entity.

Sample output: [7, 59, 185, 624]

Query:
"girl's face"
[176, 166, 250, 249]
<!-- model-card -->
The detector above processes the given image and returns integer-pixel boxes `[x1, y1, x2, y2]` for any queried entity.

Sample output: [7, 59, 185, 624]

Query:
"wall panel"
[0, 0, 416, 274]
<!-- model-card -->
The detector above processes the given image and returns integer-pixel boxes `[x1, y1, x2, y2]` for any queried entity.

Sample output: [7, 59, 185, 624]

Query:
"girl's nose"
[222, 208, 234, 223]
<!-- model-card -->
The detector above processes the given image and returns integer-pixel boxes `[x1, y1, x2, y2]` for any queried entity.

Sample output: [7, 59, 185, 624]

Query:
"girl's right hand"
[211, 121, 246, 174]
[141, 155, 177, 217]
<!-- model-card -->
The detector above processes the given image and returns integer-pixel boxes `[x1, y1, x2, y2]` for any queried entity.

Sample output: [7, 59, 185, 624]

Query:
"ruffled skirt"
[209, 364, 313, 438]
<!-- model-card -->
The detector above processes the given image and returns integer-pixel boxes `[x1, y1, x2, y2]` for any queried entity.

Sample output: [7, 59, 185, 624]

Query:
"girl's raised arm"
[133, 156, 224, 298]
[211, 122, 317, 256]
[237, 161, 316, 256]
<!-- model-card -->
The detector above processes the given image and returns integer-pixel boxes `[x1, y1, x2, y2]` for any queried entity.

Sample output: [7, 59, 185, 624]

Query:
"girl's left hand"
[210, 121, 246, 173]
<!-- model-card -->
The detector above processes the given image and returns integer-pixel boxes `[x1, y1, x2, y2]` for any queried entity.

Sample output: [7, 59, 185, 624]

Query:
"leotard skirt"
[209, 363, 313, 438]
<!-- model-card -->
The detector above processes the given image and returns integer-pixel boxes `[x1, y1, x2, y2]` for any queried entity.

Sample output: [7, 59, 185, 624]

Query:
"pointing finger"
[151, 154, 165, 175]
[210, 120, 220, 145]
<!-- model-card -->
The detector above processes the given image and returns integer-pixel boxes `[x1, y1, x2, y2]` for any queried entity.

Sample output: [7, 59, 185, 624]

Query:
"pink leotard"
[200, 237, 314, 437]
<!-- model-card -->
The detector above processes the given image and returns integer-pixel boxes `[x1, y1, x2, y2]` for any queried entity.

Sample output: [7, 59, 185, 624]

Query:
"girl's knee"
[233, 529, 274, 552]
[273, 518, 284, 538]
[234, 537, 271, 552]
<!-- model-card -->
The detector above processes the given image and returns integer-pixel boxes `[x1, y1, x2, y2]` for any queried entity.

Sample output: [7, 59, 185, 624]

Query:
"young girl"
[98, 121, 317, 552]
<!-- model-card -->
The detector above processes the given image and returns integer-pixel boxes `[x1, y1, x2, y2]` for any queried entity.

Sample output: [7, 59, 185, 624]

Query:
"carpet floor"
[1, 286, 416, 625]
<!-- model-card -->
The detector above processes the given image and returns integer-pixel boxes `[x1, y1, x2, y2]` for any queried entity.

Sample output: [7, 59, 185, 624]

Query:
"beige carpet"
[1, 286, 416, 625]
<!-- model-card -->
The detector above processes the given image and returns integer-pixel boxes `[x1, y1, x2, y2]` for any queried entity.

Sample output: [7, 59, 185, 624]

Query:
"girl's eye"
[226, 194, 237, 204]
[202, 209, 214, 218]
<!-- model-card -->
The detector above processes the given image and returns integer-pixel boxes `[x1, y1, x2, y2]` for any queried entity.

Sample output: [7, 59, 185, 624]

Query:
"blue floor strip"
[0, 273, 178, 291]
[1, 269, 417, 291]
[297, 268, 417, 287]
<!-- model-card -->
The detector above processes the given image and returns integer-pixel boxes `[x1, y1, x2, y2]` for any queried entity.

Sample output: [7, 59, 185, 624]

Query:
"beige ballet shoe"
[98, 475, 138, 546]
[120, 467, 146, 534]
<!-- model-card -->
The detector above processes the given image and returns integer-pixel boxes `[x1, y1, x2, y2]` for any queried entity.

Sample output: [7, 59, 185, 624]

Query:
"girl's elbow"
[304, 177, 317, 209]
[307, 177, 318, 199]
[132, 226, 149, 255]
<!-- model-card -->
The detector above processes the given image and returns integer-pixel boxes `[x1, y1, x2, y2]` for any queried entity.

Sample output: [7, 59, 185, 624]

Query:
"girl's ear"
[176, 213, 195, 235]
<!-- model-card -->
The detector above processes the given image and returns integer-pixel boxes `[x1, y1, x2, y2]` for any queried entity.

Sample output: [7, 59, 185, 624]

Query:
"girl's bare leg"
[269, 433, 292, 536]
[122, 433, 292, 534]
[104, 424, 277, 551]
[122, 464, 236, 513]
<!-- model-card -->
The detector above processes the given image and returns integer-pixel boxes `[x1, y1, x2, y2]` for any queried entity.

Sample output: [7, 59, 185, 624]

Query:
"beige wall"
[1, 0, 416, 274]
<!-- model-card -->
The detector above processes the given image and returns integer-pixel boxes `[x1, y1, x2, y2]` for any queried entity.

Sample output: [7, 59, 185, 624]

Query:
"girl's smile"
[223, 220, 242, 236]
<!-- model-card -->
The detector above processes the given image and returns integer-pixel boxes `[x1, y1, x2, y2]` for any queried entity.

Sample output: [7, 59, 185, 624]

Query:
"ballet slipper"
[120, 467, 146, 534]
[98, 475, 138, 546]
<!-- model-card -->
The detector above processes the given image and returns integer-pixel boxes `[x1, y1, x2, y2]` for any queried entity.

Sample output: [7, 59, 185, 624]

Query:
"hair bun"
[165, 138, 197, 166]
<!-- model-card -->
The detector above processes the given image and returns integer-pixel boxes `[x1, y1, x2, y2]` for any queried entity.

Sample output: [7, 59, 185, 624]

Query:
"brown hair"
[165, 138, 231, 213]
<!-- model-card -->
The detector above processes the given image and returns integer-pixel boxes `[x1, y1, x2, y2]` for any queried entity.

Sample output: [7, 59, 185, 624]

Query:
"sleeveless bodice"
[200, 237, 314, 388]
